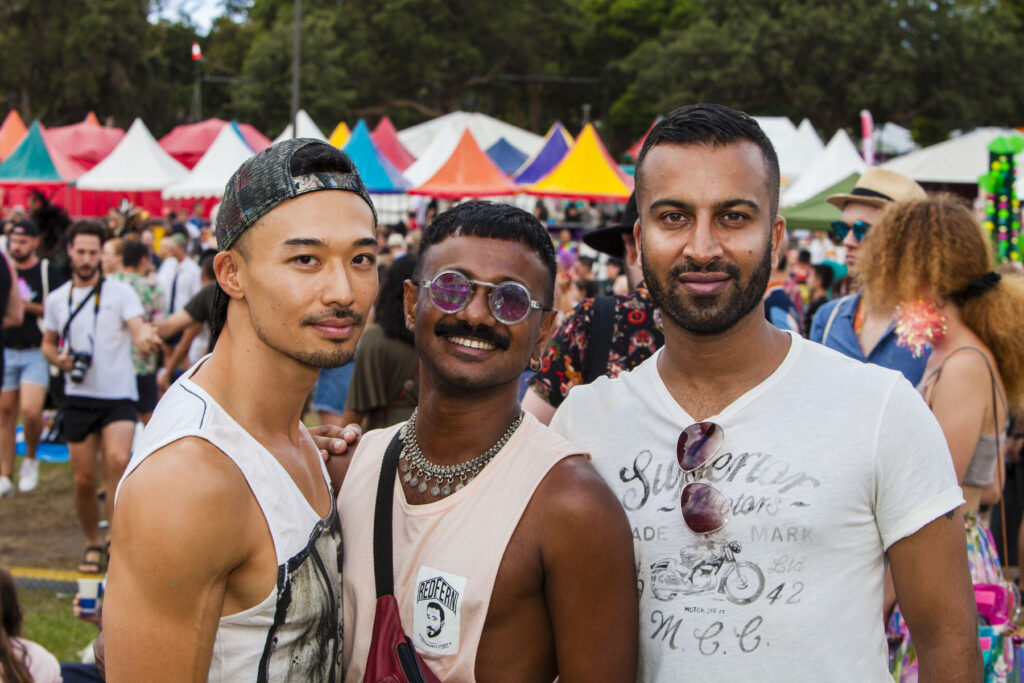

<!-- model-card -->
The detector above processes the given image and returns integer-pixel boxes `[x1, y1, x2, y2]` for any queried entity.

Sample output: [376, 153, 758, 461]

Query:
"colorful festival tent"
[342, 120, 410, 193]
[398, 111, 543, 159]
[329, 121, 351, 149]
[0, 110, 28, 161]
[780, 173, 858, 232]
[164, 122, 255, 199]
[528, 123, 634, 202]
[160, 118, 270, 169]
[514, 121, 573, 185]
[409, 129, 517, 198]
[403, 126, 463, 188]
[371, 116, 416, 172]
[0, 121, 87, 182]
[486, 137, 528, 176]
[781, 129, 866, 207]
[778, 118, 825, 184]
[273, 109, 328, 144]
[626, 117, 660, 161]
[45, 120, 125, 170]
[83, 111, 101, 126]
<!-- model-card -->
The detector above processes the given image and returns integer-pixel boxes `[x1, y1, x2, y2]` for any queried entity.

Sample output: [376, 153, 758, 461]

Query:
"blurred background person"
[0, 567, 61, 683]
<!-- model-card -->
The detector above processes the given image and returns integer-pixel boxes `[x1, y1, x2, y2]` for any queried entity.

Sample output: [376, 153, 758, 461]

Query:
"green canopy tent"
[781, 172, 859, 232]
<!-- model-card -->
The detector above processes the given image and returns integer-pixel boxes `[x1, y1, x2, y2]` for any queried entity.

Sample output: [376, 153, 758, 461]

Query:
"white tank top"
[117, 359, 344, 682]
[340, 412, 577, 682]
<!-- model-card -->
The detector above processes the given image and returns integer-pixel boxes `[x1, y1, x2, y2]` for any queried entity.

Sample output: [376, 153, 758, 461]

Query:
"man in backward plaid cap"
[104, 139, 378, 681]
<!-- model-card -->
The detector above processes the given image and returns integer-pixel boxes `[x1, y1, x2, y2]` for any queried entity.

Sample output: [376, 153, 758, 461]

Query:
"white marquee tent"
[781, 129, 866, 207]
[402, 125, 465, 188]
[77, 118, 188, 191]
[164, 123, 255, 199]
[879, 127, 1019, 185]
[398, 112, 543, 159]
[778, 118, 825, 183]
[273, 109, 328, 144]
[753, 116, 797, 156]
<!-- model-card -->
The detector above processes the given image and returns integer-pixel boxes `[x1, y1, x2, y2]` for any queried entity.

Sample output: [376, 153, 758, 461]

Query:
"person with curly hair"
[858, 194, 1024, 681]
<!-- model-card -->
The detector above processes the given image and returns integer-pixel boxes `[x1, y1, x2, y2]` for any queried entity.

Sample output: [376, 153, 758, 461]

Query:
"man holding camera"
[41, 220, 161, 574]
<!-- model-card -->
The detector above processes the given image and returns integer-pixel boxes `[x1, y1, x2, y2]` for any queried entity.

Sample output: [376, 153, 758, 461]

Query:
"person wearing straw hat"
[808, 167, 929, 384]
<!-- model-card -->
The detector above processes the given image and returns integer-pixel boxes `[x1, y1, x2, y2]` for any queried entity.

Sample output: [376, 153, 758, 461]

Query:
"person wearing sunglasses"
[338, 201, 637, 682]
[808, 167, 931, 386]
[550, 104, 979, 681]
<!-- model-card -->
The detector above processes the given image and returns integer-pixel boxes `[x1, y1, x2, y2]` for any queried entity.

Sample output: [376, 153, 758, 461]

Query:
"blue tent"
[514, 121, 573, 185]
[342, 119, 410, 193]
[486, 137, 528, 175]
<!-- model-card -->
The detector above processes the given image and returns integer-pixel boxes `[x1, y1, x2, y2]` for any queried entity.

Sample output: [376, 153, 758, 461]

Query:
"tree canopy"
[0, 0, 1021, 151]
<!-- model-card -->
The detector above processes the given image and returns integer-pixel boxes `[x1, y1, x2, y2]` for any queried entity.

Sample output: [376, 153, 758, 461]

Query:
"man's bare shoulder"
[529, 454, 628, 536]
[114, 437, 259, 572]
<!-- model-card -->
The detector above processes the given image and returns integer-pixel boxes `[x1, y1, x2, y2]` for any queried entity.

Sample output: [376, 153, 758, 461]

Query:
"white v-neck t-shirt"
[550, 332, 962, 682]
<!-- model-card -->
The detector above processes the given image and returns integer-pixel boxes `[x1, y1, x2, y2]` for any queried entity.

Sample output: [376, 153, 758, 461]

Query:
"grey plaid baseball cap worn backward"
[215, 137, 377, 251]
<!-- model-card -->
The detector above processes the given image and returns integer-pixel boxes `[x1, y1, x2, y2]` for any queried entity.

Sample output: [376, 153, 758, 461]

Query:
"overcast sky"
[149, 0, 229, 35]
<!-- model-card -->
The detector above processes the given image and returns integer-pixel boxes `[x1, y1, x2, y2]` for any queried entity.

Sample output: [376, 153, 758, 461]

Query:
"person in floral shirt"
[109, 240, 164, 422]
[523, 194, 664, 424]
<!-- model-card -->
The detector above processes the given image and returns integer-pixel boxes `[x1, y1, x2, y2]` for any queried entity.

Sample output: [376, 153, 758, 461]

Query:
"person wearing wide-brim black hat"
[523, 192, 665, 425]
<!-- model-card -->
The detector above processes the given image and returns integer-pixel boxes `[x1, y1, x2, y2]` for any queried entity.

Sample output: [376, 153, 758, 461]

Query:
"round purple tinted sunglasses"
[677, 422, 731, 534]
[418, 269, 550, 325]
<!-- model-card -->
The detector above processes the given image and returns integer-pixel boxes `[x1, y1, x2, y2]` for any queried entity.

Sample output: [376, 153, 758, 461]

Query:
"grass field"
[19, 588, 99, 663]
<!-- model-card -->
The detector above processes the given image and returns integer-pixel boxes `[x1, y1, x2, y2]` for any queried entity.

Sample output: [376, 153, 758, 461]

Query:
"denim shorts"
[3, 347, 50, 392]
[311, 362, 355, 415]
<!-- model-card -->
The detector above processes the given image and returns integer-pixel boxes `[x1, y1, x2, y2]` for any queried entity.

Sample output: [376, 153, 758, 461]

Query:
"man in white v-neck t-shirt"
[549, 104, 980, 682]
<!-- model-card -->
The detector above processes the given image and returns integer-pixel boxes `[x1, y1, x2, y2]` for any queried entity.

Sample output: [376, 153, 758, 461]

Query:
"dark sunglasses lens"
[852, 221, 870, 241]
[829, 221, 850, 244]
[681, 482, 732, 534]
[677, 422, 724, 471]
[491, 283, 530, 323]
[430, 271, 471, 312]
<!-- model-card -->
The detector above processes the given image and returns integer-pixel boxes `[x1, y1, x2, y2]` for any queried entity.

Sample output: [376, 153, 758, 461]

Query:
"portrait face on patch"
[425, 601, 445, 638]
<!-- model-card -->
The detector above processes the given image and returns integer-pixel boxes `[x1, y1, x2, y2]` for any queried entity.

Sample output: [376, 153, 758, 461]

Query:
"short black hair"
[636, 103, 780, 216]
[290, 142, 358, 177]
[416, 201, 557, 305]
[813, 263, 835, 291]
[377, 254, 417, 344]
[66, 220, 108, 246]
[427, 602, 445, 621]
[121, 239, 149, 268]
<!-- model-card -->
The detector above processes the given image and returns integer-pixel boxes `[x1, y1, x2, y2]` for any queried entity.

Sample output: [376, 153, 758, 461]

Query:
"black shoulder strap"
[584, 295, 616, 384]
[373, 429, 405, 599]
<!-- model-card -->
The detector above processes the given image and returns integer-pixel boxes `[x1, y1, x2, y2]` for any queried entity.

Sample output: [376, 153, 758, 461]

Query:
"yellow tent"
[329, 121, 351, 149]
[528, 123, 633, 202]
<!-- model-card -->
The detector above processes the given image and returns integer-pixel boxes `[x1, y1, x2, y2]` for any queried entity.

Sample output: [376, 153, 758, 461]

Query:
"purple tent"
[514, 121, 573, 185]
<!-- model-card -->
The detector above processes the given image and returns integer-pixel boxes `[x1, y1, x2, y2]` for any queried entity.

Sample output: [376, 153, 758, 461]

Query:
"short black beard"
[643, 244, 772, 336]
[9, 251, 30, 264]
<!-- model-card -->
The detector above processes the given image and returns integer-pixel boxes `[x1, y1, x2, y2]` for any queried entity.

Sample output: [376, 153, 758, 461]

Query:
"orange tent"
[0, 110, 28, 161]
[528, 123, 633, 202]
[409, 129, 517, 198]
[83, 111, 101, 126]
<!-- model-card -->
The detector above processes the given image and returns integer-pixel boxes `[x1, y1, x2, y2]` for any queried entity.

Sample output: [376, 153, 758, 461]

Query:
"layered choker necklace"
[400, 408, 524, 498]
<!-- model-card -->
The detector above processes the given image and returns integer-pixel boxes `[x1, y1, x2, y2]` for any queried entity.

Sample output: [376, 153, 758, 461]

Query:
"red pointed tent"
[44, 121, 125, 170]
[371, 116, 416, 172]
[159, 118, 271, 169]
[409, 130, 517, 198]
[626, 117, 660, 161]
[0, 110, 28, 162]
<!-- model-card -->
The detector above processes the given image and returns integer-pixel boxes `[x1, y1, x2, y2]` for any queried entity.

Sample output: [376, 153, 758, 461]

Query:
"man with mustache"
[103, 139, 377, 681]
[549, 105, 979, 681]
[41, 220, 161, 573]
[338, 201, 637, 682]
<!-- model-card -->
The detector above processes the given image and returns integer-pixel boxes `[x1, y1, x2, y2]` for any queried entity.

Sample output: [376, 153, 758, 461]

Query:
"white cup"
[77, 577, 104, 616]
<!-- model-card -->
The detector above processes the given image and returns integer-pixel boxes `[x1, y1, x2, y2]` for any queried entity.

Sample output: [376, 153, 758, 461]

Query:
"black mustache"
[300, 308, 365, 326]
[669, 260, 741, 279]
[434, 321, 511, 350]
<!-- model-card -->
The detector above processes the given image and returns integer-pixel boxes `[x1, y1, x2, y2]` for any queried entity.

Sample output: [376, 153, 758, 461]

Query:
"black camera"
[68, 351, 92, 383]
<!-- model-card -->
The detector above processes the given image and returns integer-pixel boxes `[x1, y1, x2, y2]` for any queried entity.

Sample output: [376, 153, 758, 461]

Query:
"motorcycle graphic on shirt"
[650, 540, 765, 605]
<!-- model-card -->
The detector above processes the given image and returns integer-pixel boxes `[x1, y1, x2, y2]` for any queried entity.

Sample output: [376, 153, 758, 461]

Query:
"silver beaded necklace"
[399, 408, 524, 498]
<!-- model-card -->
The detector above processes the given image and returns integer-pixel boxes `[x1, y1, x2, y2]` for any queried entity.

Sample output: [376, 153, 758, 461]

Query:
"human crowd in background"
[1, 106, 1024, 681]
